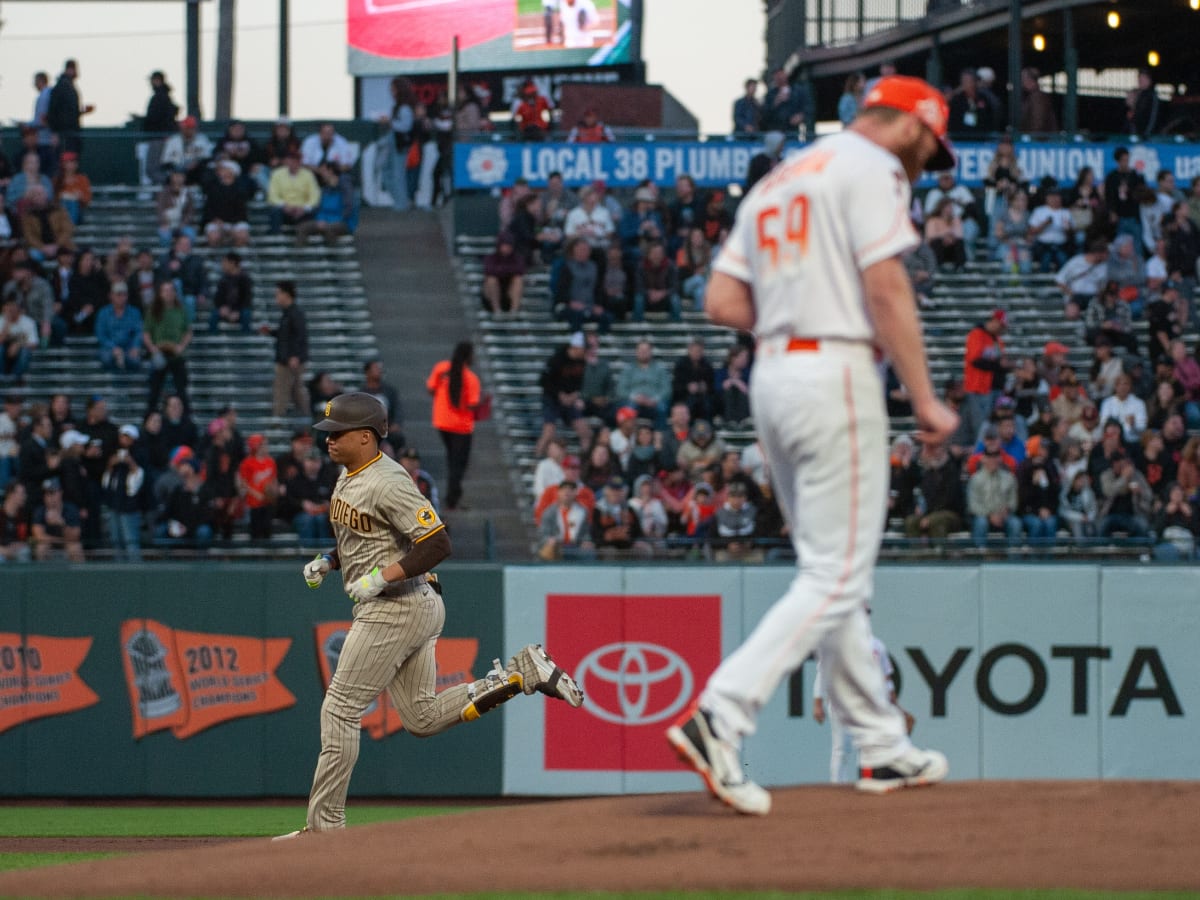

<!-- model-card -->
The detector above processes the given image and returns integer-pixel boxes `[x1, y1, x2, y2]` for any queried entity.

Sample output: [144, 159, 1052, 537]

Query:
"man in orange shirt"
[962, 308, 1011, 448]
[425, 342, 481, 510]
[533, 455, 594, 525]
[237, 433, 278, 539]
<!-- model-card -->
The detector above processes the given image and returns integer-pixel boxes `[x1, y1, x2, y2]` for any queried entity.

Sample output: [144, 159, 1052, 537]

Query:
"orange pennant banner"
[313, 622, 478, 740]
[121, 619, 296, 740]
[0, 634, 98, 734]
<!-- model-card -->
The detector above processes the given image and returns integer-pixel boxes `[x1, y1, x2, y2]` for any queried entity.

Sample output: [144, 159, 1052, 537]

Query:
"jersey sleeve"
[849, 162, 919, 271]
[712, 199, 755, 284]
[378, 466, 445, 545]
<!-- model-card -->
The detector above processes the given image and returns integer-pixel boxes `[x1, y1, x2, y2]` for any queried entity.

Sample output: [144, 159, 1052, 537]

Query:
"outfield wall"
[1, 564, 1196, 796]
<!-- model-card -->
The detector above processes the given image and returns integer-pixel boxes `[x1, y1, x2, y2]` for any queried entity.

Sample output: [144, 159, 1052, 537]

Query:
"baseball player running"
[666, 76, 959, 815]
[276, 392, 583, 838]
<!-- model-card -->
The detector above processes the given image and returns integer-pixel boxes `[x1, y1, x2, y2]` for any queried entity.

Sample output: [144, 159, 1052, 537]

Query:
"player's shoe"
[509, 644, 584, 708]
[856, 747, 949, 794]
[665, 704, 771, 816]
[271, 826, 312, 841]
[460, 659, 524, 722]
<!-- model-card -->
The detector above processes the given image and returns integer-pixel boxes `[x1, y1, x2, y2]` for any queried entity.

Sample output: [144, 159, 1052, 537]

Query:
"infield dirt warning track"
[0, 782, 1198, 897]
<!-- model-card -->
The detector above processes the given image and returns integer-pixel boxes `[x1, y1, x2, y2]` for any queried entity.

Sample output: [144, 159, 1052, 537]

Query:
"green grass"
[0, 852, 114, 871]
[0, 804, 460, 838]
[517, 0, 614, 18]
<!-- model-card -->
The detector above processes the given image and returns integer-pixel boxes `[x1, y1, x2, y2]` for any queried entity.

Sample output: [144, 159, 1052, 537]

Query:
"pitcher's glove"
[303, 554, 332, 589]
[347, 567, 388, 603]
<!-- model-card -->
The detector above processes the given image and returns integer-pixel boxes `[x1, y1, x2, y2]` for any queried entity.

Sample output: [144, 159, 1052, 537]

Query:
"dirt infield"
[1, 782, 1198, 897]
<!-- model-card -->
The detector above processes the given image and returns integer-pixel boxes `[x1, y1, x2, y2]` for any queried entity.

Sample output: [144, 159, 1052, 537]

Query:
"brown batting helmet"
[313, 392, 387, 440]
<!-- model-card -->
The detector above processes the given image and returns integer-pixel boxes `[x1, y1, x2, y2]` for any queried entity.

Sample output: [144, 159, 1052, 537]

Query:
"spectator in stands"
[536, 332, 592, 455]
[667, 174, 704, 251]
[993, 188, 1033, 274]
[264, 118, 300, 171]
[1055, 237, 1109, 311]
[0, 394, 21, 489]
[0, 191, 15, 246]
[1088, 337, 1123, 402]
[1165, 201, 1200, 291]
[1147, 378, 1186, 433]
[1085, 280, 1138, 355]
[383, 76, 418, 212]
[5, 259, 58, 347]
[679, 480, 718, 549]
[237, 434, 277, 539]
[580, 440, 618, 493]
[541, 171, 575, 254]
[1029, 187, 1074, 272]
[1130, 69, 1160, 138]
[1102, 148, 1143, 243]
[156, 232, 206, 323]
[983, 139, 1023, 222]
[396, 446, 439, 512]
[143, 279, 192, 414]
[616, 338, 672, 427]
[629, 473, 668, 548]
[967, 447, 1021, 549]
[201, 160, 252, 248]
[215, 120, 262, 188]
[353, 360, 402, 447]
[1098, 450, 1152, 538]
[1152, 481, 1198, 560]
[733, 78, 761, 137]
[676, 225, 712, 311]
[1059, 469, 1098, 542]
[295, 162, 356, 246]
[1019, 67, 1058, 134]
[553, 236, 607, 331]
[619, 187, 666, 268]
[887, 434, 919, 521]
[592, 180, 625, 230]
[143, 70, 178, 135]
[1142, 237, 1167, 299]
[837, 73, 865, 127]
[761, 68, 804, 135]
[262, 280, 309, 419]
[161, 116, 212, 185]
[699, 190, 733, 245]
[282, 448, 332, 543]
[0, 296, 37, 386]
[1138, 185, 1166, 258]
[100, 423, 145, 561]
[104, 235, 136, 292]
[567, 108, 614, 144]
[591, 476, 645, 556]
[676, 419, 726, 480]
[0, 480, 30, 563]
[208, 251, 252, 333]
[1067, 167, 1104, 248]
[537, 479, 594, 560]
[925, 197, 966, 270]
[903, 441, 964, 540]
[17, 413, 58, 507]
[481, 232, 527, 317]
[600, 244, 630, 322]
[713, 480, 759, 562]
[301, 122, 356, 217]
[426, 341, 481, 511]
[127, 248, 157, 313]
[924, 169, 980, 261]
[32, 476, 83, 561]
[671, 336, 716, 423]
[94, 282, 143, 372]
[532, 437, 566, 502]
[513, 80, 552, 142]
[633, 242, 681, 323]
[274, 428, 313, 486]
[508, 193, 545, 265]
[1108, 234, 1147, 317]
[949, 68, 998, 135]
[563, 185, 614, 256]
[967, 422, 1017, 475]
[1017, 435, 1060, 550]
[1139, 427, 1174, 501]
[1087, 416, 1128, 486]
[962, 308, 1010, 446]
[267, 149, 319, 235]
[158, 456, 214, 546]
[52, 152, 90, 226]
[715, 343, 753, 425]
[27, 73, 54, 176]
[1006, 355, 1048, 431]
[1099, 373, 1148, 442]
[577, 331, 614, 426]
[1146, 286, 1190, 367]
[18, 183, 74, 262]
[1168, 339, 1200, 429]
[159, 393, 198, 453]
[1051, 370, 1091, 431]
[5, 151, 53, 207]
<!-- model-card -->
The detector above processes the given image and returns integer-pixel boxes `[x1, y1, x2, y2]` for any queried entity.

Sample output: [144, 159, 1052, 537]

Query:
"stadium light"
[1107, 10, 1120, 28]
[1148, 50, 1161, 66]
[1192, 0, 1199, 10]
[1032, 33, 1046, 51]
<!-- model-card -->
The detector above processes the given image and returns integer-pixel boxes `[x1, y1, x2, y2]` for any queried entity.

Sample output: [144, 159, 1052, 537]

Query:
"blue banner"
[455, 139, 1200, 192]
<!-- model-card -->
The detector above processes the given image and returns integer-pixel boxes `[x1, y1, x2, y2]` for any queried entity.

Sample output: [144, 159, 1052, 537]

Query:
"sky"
[0, 0, 764, 136]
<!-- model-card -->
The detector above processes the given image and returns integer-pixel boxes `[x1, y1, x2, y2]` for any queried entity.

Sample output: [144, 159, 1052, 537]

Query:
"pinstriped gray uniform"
[305, 451, 477, 831]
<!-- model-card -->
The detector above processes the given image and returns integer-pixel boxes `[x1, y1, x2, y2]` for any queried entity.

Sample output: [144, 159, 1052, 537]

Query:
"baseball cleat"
[856, 747, 949, 794]
[461, 659, 524, 722]
[271, 826, 312, 841]
[509, 644, 584, 708]
[665, 704, 771, 816]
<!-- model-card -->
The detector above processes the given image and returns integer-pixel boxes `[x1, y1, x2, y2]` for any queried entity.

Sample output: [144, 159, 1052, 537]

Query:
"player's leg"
[305, 601, 427, 831]
[825, 695, 853, 784]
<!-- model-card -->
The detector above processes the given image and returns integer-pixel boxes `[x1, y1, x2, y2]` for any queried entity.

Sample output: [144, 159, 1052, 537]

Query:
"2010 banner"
[0, 634, 98, 734]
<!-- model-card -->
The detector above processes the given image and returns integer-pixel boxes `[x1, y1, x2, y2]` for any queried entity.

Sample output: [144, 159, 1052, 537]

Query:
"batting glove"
[303, 554, 332, 589]
[347, 566, 388, 603]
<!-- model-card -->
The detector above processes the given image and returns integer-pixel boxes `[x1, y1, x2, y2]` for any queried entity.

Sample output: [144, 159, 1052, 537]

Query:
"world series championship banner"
[0, 634, 98, 734]
[120, 619, 295, 740]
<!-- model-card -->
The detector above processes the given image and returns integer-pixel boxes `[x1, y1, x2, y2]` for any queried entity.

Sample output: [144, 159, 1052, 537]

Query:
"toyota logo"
[575, 642, 694, 725]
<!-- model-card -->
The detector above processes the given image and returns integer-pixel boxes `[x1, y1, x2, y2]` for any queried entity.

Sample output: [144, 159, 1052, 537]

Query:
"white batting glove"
[346, 567, 388, 603]
[303, 554, 331, 589]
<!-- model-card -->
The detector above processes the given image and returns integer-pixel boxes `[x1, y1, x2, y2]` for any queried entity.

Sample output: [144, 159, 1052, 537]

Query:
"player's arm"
[377, 529, 450, 583]
[704, 271, 756, 332]
[863, 256, 957, 444]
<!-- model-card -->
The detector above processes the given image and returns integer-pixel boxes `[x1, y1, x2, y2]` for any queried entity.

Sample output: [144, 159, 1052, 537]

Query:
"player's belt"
[786, 338, 821, 352]
[381, 573, 438, 597]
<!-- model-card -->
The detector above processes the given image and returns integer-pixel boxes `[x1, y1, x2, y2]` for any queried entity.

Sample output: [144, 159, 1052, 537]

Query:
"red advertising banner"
[544, 594, 722, 771]
[120, 620, 295, 740]
[314, 622, 479, 740]
[0, 634, 98, 734]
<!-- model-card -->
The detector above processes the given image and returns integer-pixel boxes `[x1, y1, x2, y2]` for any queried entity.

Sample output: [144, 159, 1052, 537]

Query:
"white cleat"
[666, 704, 771, 816]
[271, 826, 311, 841]
[856, 747, 949, 794]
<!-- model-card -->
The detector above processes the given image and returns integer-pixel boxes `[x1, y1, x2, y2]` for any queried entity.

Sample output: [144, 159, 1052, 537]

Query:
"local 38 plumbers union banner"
[455, 139, 1200, 191]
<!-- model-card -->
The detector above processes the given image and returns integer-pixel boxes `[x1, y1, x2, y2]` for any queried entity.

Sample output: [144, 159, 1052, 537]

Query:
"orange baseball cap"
[862, 75, 956, 171]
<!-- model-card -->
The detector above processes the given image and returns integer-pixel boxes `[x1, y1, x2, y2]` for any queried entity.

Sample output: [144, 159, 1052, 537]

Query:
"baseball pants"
[702, 340, 910, 769]
[306, 582, 481, 831]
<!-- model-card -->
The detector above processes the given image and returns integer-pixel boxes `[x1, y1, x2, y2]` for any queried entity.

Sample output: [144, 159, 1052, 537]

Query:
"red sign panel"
[0, 634, 98, 733]
[545, 593, 721, 771]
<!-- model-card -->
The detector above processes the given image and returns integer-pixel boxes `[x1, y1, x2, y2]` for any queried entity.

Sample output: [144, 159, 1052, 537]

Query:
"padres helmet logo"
[416, 506, 436, 528]
[324, 400, 333, 417]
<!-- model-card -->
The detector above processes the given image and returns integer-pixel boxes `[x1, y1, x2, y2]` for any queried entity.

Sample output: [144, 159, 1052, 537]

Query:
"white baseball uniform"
[813, 636, 894, 783]
[559, 0, 597, 48]
[699, 130, 919, 770]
